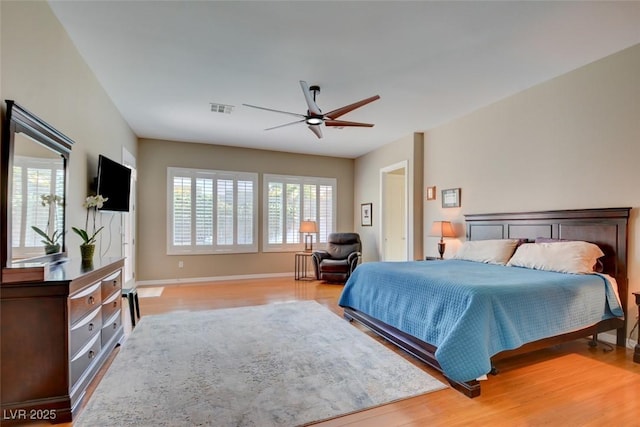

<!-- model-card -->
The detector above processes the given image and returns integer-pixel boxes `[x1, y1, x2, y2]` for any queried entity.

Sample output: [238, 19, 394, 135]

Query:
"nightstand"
[295, 252, 314, 280]
[633, 292, 639, 363]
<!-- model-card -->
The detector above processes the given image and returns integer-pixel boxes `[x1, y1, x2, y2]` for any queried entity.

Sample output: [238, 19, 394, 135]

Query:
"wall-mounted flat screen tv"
[96, 154, 131, 212]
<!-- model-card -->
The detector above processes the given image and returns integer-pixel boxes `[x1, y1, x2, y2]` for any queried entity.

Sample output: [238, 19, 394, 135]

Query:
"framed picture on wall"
[361, 203, 373, 226]
[426, 186, 436, 201]
[442, 188, 461, 208]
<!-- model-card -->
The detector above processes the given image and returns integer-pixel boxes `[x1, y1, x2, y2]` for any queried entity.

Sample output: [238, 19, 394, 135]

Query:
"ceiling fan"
[243, 81, 380, 139]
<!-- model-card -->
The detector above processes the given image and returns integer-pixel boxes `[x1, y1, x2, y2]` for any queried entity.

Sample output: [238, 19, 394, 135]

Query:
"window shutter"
[237, 180, 253, 245]
[195, 177, 213, 246]
[168, 167, 257, 254]
[263, 174, 336, 252]
[268, 182, 283, 244]
[173, 176, 192, 246]
[216, 179, 234, 245]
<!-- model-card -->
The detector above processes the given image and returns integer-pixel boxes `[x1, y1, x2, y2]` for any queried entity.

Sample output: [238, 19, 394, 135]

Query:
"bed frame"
[343, 207, 631, 398]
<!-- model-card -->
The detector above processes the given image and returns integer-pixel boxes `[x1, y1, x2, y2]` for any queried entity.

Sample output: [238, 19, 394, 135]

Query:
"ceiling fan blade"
[324, 95, 380, 120]
[265, 119, 306, 131]
[324, 120, 375, 127]
[243, 104, 306, 119]
[300, 81, 322, 116]
[308, 125, 323, 139]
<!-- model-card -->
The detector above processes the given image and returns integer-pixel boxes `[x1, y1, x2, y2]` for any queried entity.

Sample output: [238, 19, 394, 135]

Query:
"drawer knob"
[112, 322, 117, 330]
[113, 280, 117, 287]
[88, 350, 95, 359]
[88, 296, 95, 305]
[113, 301, 118, 308]
[88, 323, 94, 332]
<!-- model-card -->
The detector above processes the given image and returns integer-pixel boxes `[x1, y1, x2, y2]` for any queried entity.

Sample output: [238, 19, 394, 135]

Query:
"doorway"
[122, 148, 136, 287]
[380, 161, 408, 261]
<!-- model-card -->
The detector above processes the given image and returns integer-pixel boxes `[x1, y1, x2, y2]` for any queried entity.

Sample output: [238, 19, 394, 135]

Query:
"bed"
[339, 208, 631, 397]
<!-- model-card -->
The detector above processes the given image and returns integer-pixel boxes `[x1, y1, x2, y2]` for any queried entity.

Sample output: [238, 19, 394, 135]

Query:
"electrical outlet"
[178, 261, 184, 268]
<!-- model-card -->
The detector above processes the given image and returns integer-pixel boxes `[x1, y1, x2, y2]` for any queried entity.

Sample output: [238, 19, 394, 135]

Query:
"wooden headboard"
[465, 207, 631, 340]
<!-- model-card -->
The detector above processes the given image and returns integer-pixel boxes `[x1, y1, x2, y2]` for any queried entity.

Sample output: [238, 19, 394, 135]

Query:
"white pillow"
[452, 239, 519, 265]
[506, 241, 604, 274]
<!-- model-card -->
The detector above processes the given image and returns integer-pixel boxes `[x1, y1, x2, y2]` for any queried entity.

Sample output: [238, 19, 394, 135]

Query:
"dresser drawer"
[70, 332, 101, 387]
[101, 309, 122, 345]
[69, 306, 102, 359]
[101, 269, 122, 300]
[69, 281, 102, 324]
[101, 290, 121, 323]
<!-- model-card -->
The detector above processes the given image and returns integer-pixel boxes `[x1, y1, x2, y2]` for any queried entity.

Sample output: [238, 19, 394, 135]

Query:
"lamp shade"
[429, 221, 455, 238]
[299, 220, 318, 233]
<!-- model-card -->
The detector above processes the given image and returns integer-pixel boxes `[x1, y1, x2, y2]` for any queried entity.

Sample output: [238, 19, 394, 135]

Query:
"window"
[167, 167, 258, 254]
[263, 174, 336, 252]
[12, 156, 64, 258]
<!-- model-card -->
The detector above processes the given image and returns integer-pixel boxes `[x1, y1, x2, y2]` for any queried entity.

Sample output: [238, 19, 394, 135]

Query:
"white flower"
[76, 194, 109, 245]
[40, 194, 63, 207]
[83, 194, 109, 209]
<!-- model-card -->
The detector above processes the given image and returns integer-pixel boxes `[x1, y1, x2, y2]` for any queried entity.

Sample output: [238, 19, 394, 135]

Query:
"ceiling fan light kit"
[243, 80, 380, 139]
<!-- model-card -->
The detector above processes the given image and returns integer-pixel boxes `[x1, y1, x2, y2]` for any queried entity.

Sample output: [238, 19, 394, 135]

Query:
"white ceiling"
[48, 1, 640, 159]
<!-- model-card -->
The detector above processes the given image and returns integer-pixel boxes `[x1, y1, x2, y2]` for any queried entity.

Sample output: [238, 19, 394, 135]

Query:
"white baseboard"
[135, 272, 294, 287]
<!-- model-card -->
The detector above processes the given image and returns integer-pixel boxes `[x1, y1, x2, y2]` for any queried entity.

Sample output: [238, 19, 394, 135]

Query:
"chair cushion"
[320, 258, 350, 272]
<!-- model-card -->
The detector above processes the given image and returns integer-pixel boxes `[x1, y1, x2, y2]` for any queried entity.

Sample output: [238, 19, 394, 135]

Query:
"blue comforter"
[338, 260, 623, 383]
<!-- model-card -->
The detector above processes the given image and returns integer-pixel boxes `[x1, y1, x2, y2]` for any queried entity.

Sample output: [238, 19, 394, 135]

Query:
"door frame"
[379, 160, 409, 261]
[122, 147, 136, 287]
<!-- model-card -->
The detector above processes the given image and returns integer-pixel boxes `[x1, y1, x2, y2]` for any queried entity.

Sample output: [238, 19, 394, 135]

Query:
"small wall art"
[441, 188, 461, 208]
[426, 186, 436, 201]
[361, 203, 372, 226]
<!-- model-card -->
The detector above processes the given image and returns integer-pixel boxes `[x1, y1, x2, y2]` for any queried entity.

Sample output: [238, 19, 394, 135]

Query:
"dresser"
[1, 257, 124, 424]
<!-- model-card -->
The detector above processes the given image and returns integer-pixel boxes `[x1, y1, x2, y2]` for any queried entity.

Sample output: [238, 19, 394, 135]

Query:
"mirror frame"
[1, 100, 74, 271]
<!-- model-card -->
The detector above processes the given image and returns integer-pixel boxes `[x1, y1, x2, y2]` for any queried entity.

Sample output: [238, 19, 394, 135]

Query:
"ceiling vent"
[210, 103, 234, 114]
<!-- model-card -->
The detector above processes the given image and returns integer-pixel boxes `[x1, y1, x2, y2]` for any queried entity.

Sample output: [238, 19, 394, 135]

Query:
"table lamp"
[430, 221, 456, 259]
[299, 220, 318, 252]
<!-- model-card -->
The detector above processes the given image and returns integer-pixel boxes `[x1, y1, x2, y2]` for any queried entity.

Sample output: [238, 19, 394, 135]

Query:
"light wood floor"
[57, 277, 640, 426]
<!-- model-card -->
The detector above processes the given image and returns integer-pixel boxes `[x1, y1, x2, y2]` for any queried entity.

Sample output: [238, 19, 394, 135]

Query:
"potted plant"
[33, 193, 64, 254]
[31, 226, 63, 254]
[72, 194, 108, 263]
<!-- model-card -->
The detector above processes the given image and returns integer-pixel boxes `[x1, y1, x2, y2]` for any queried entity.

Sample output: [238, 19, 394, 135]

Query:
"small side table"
[295, 252, 314, 280]
[633, 292, 640, 363]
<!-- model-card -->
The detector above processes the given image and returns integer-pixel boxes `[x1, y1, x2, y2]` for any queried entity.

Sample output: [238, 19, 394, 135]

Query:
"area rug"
[75, 301, 446, 426]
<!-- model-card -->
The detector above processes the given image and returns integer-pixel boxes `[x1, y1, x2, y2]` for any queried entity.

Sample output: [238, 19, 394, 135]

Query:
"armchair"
[312, 232, 362, 282]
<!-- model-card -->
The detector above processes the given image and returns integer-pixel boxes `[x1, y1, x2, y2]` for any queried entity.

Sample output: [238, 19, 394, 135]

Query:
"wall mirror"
[1, 100, 74, 270]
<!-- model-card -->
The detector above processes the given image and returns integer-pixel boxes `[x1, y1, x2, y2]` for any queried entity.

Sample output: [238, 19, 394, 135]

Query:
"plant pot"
[45, 244, 60, 254]
[80, 244, 95, 263]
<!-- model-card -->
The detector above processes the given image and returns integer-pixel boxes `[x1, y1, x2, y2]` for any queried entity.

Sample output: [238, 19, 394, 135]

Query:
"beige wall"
[354, 133, 423, 262]
[136, 139, 354, 282]
[422, 44, 640, 315]
[1, 1, 137, 260]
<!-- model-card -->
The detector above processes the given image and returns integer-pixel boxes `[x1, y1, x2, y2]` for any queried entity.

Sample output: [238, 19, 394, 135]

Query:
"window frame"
[11, 155, 65, 259]
[167, 167, 258, 255]
[262, 174, 337, 253]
